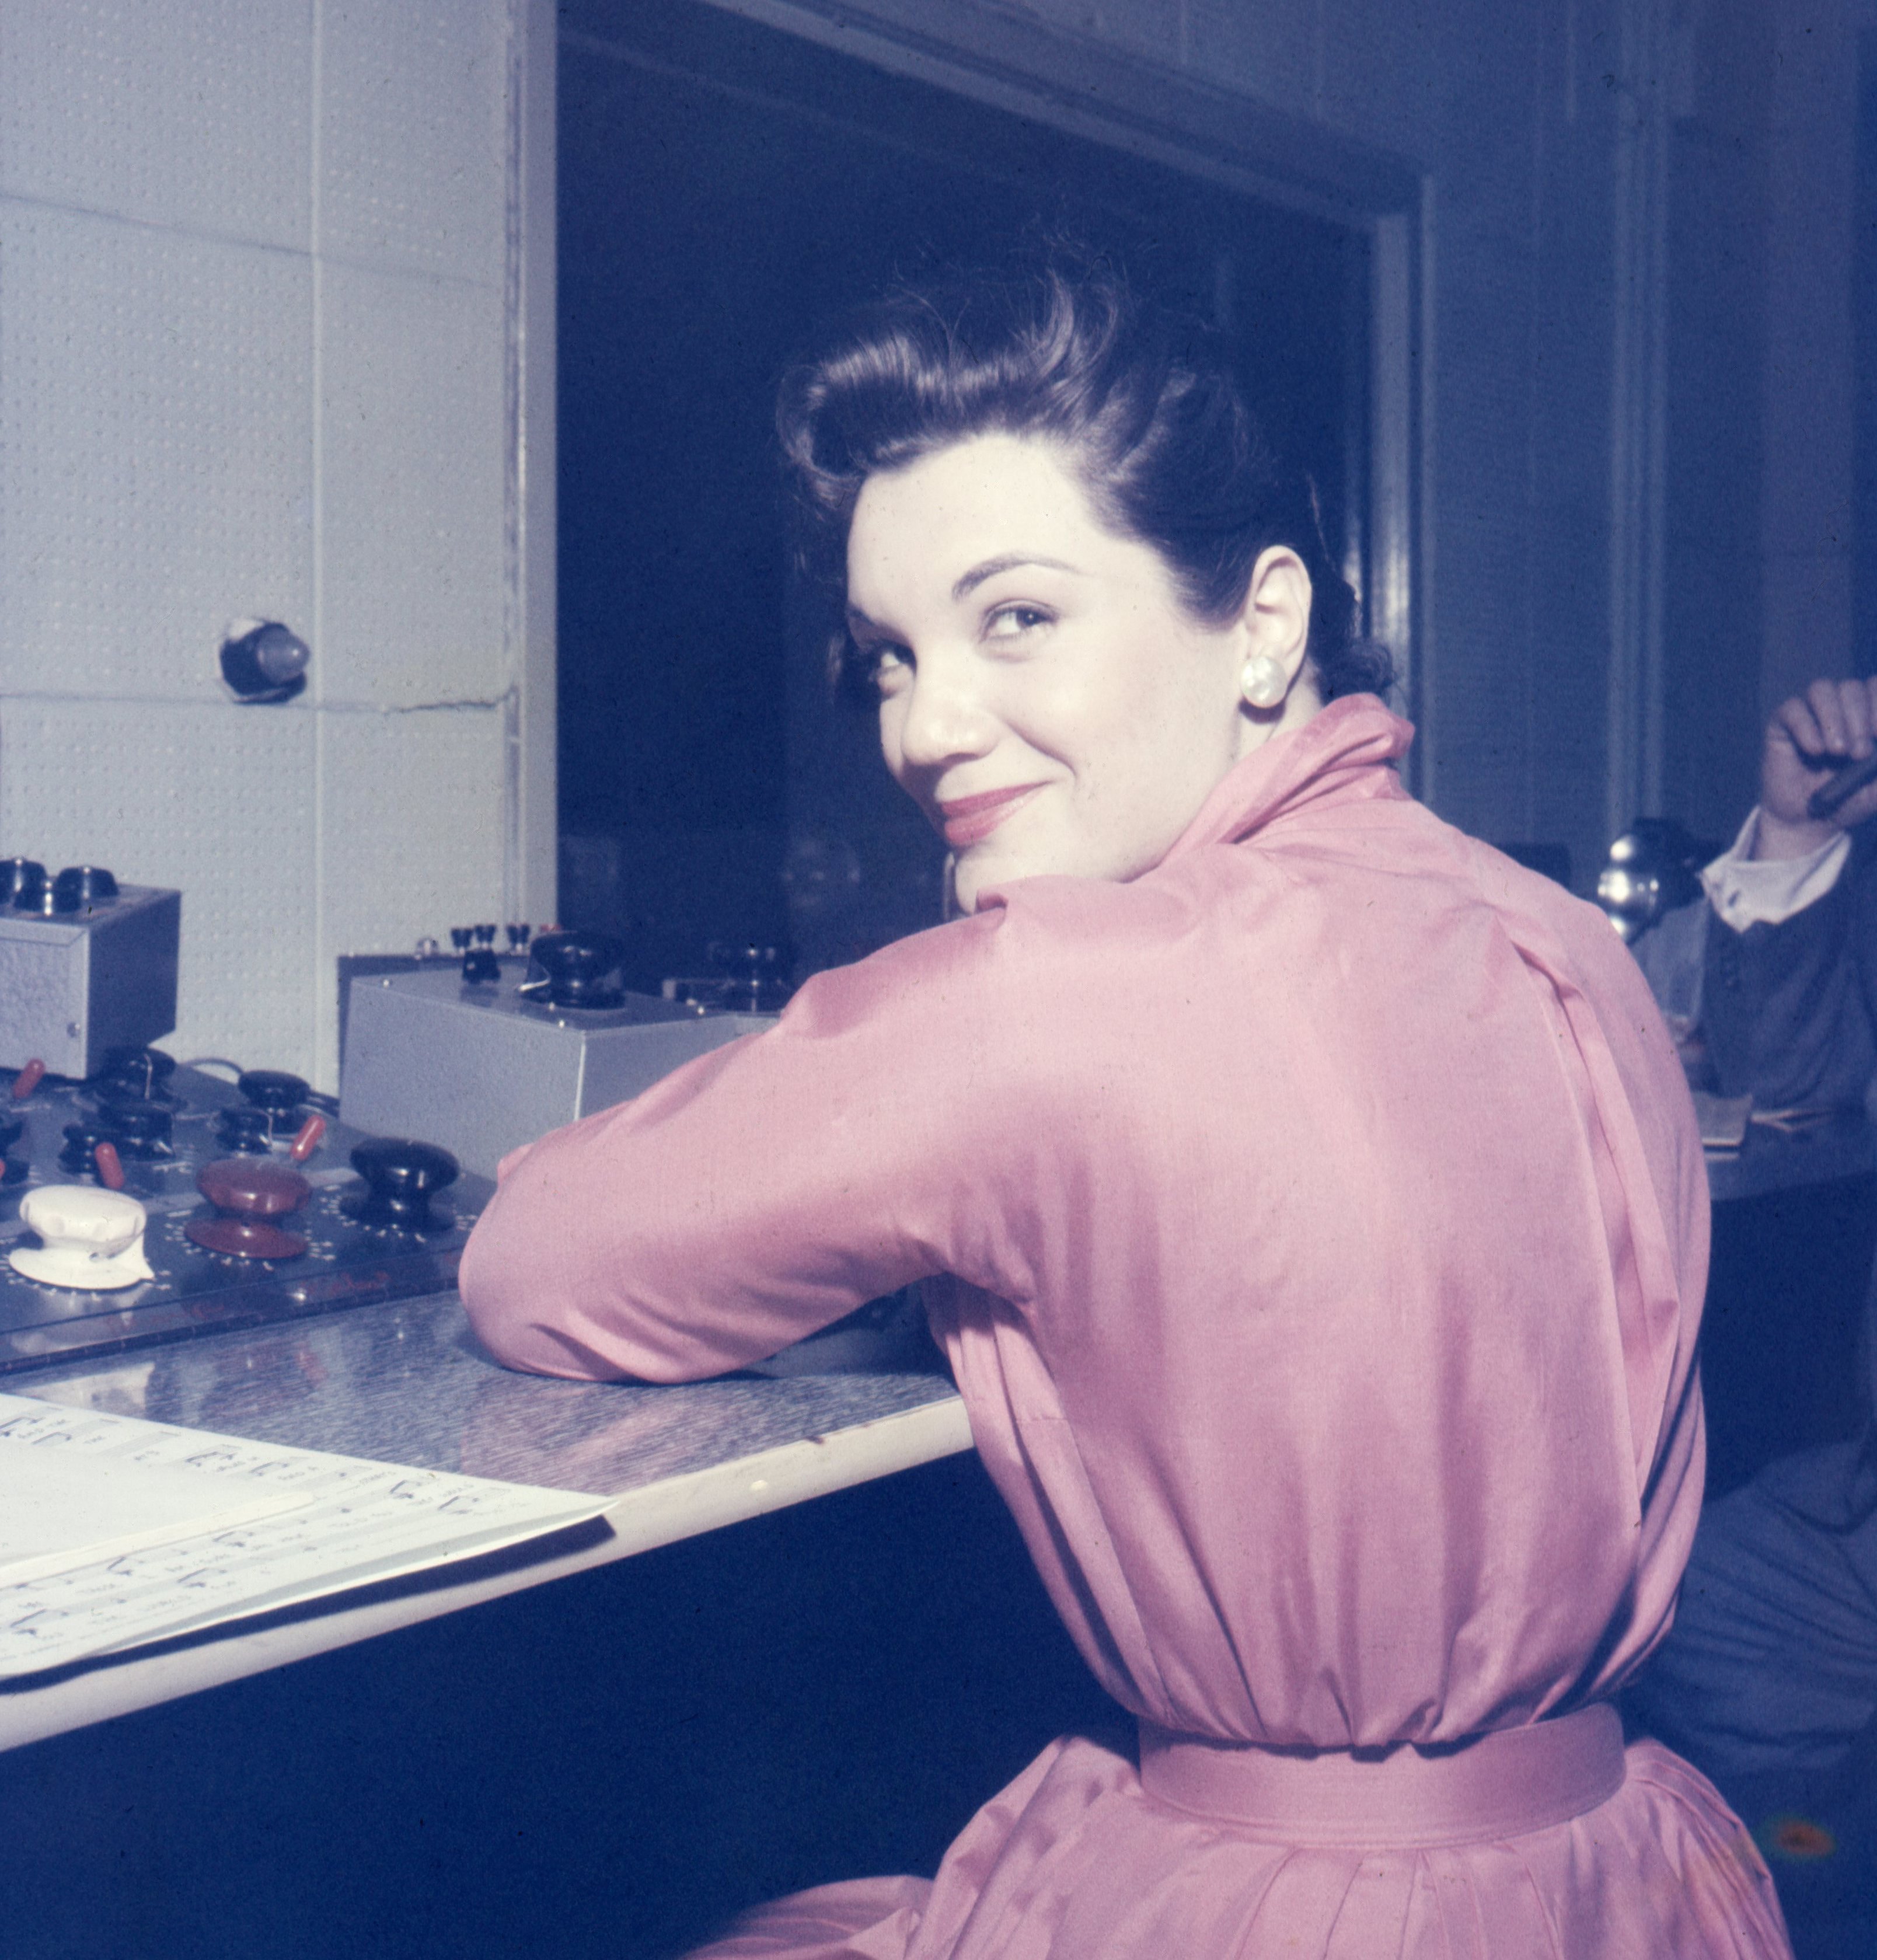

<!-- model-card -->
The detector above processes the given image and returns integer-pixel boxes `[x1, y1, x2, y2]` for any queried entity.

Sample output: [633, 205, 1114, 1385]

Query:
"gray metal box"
[339, 965, 776, 1178]
[0, 885, 182, 1077]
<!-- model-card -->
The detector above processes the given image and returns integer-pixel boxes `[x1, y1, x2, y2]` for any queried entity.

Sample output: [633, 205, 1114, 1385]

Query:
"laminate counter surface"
[11, 1288, 960, 1497]
[0, 1292, 970, 1752]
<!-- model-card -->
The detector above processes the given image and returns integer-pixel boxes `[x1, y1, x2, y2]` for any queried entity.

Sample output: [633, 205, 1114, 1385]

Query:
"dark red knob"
[187, 1158, 311, 1260]
[196, 1159, 310, 1216]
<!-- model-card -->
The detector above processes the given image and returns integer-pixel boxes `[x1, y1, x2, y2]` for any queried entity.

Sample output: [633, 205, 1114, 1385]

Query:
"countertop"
[0, 1290, 971, 1751]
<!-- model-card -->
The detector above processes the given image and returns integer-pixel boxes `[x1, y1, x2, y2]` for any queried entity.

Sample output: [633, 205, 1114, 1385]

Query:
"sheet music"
[0, 1396, 610, 1680]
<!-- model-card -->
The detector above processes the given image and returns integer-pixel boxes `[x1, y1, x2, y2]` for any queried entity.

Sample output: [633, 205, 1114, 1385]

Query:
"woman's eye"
[985, 605, 1052, 641]
[856, 643, 912, 693]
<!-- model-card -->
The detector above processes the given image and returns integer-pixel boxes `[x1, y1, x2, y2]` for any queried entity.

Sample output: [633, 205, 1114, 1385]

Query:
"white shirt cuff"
[1699, 807, 1851, 931]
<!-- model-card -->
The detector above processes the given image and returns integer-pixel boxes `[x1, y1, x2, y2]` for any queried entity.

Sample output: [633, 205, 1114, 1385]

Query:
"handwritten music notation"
[0, 1396, 609, 1680]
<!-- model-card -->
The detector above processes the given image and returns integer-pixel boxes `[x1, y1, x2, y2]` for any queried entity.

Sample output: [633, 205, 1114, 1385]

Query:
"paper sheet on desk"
[0, 1396, 609, 1680]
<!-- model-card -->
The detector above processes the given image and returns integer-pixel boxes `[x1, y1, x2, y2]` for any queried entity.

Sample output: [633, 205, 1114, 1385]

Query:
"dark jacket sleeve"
[1700, 828, 1877, 1110]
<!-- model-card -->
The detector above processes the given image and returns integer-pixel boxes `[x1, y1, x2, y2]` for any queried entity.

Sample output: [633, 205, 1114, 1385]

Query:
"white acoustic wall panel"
[317, 260, 508, 706]
[0, 201, 313, 697]
[315, 705, 510, 1089]
[319, 0, 509, 282]
[0, 702, 318, 1081]
[0, 0, 312, 247]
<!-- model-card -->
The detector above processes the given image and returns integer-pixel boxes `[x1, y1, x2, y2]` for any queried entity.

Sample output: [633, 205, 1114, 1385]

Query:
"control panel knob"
[709, 940, 792, 1013]
[528, 932, 625, 1011]
[0, 1114, 25, 1187]
[96, 1094, 173, 1158]
[2, 858, 47, 911]
[60, 1118, 121, 1179]
[9, 1186, 154, 1291]
[238, 1069, 309, 1115]
[216, 1105, 274, 1154]
[99, 1046, 177, 1101]
[186, 1159, 312, 1260]
[52, 865, 118, 914]
[348, 1138, 458, 1230]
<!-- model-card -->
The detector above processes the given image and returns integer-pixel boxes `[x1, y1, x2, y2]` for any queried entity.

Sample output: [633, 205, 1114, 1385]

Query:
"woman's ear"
[1241, 546, 1313, 683]
[1233, 546, 1319, 730]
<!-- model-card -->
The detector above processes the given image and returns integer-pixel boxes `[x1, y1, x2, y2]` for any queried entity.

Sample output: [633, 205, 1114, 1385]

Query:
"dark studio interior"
[554, 0, 1369, 982]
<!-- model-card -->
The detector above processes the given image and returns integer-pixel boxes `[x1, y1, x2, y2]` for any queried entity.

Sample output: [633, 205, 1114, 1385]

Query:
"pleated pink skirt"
[685, 1729, 1791, 1959]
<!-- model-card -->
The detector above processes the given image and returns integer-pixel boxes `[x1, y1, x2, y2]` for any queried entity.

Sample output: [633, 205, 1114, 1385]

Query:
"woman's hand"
[1753, 676, 1877, 858]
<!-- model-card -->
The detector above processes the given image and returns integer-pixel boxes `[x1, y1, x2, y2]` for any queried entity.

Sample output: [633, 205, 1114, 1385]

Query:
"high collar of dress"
[1160, 693, 1414, 867]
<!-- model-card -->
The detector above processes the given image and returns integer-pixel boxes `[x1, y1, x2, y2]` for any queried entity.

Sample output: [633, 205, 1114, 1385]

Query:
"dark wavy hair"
[776, 250, 1392, 704]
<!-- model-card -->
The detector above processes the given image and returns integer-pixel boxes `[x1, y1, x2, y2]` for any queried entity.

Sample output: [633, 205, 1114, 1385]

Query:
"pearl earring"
[1240, 653, 1288, 710]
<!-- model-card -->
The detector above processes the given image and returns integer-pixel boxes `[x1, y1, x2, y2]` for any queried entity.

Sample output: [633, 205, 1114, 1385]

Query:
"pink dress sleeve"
[457, 909, 1036, 1382]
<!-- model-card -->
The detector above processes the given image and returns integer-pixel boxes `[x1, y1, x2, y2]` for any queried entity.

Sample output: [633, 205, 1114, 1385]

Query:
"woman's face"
[844, 431, 1315, 914]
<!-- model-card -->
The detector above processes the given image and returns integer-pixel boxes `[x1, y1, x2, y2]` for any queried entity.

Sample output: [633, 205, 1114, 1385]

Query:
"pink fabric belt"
[1136, 1702, 1625, 1849]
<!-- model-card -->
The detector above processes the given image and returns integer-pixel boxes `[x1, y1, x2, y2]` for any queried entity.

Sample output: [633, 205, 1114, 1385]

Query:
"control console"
[0, 1052, 489, 1375]
[0, 857, 181, 1077]
[340, 931, 779, 1178]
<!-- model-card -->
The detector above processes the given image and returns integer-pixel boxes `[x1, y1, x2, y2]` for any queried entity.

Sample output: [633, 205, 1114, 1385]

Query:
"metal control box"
[0, 885, 182, 1077]
[340, 965, 775, 1178]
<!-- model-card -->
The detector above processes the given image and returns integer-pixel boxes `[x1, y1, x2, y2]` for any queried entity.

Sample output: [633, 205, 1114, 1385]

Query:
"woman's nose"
[894, 657, 996, 770]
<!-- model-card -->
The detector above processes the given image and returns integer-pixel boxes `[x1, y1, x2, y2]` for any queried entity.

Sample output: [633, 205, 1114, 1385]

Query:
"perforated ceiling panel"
[318, 261, 508, 706]
[0, 201, 313, 696]
[0, 0, 311, 246]
[0, 701, 318, 1081]
[315, 705, 510, 1090]
[319, 0, 508, 282]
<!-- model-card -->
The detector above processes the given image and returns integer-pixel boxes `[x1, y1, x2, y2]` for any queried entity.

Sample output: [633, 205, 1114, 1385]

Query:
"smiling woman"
[846, 434, 1317, 913]
[460, 256, 1791, 1959]
[783, 257, 1387, 915]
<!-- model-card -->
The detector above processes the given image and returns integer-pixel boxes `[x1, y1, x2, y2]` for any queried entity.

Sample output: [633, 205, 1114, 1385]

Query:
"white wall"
[0, 0, 548, 1092]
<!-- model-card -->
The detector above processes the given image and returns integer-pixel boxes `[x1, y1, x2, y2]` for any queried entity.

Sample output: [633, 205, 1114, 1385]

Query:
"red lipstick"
[937, 784, 1043, 849]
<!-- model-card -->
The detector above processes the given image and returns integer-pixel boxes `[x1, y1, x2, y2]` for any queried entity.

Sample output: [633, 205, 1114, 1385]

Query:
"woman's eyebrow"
[951, 553, 1083, 599]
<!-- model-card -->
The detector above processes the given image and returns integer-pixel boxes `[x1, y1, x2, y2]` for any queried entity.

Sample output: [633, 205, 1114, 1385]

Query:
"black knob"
[2, 859, 47, 911]
[450, 927, 472, 951]
[473, 923, 498, 948]
[528, 932, 625, 1010]
[216, 1105, 275, 1153]
[99, 1046, 177, 1101]
[60, 1119, 118, 1177]
[53, 866, 118, 914]
[238, 1069, 309, 1115]
[0, 1113, 23, 1182]
[708, 940, 792, 1013]
[506, 923, 532, 951]
[348, 1138, 458, 1229]
[97, 1094, 173, 1158]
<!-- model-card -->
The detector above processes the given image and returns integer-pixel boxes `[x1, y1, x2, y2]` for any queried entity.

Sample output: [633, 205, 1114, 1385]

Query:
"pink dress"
[460, 697, 1791, 1958]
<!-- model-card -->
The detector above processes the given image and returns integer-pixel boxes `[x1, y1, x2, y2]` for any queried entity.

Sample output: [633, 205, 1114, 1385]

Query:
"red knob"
[196, 1159, 310, 1216]
[187, 1158, 312, 1260]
